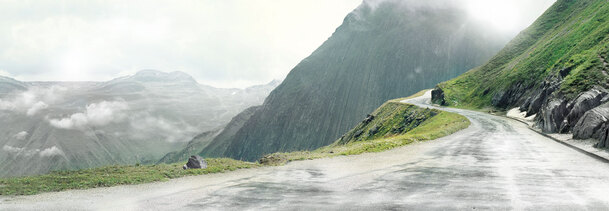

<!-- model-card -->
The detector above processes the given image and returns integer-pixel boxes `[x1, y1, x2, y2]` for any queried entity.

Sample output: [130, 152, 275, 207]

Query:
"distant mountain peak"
[129, 70, 197, 83]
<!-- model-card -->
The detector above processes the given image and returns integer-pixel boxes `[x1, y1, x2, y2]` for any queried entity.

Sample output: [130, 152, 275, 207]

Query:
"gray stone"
[492, 82, 532, 109]
[522, 77, 562, 116]
[538, 98, 568, 133]
[595, 124, 609, 148]
[572, 104, 609, 140]
[368, 125, 381, 136]
[431, 88, 445, 105]
[561, 87, 608, 132]
[183, 155, 207, 169]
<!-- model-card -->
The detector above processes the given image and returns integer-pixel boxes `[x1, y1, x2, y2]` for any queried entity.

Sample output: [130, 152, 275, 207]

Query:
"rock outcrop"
[537, 98, 568, 133]
[492, 82, 531, 109]
[572, 104, 609, 140]
[519, 75, 563, 116]
[560, 87, 609, 132]
[183, 155, 207, 169]
[431, 88, 446, 105]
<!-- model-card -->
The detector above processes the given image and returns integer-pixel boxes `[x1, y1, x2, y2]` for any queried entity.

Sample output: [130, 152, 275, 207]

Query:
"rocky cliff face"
[204, 0, 511, 161]
[434, 0, 609, 149]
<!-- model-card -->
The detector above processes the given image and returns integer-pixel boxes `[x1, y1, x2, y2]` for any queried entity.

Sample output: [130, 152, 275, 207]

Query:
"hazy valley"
[0, 70, 279, 177]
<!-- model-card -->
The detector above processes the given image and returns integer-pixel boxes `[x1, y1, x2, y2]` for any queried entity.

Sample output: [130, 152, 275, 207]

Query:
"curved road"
[2, 91, 609, 210]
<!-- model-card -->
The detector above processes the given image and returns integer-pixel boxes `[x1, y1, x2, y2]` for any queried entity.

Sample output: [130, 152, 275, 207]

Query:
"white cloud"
[13, 131, 28, 140]
[3, 145, 39, 157]
[2, 145, 64, 157]
[3, 145, 24, 154]
[0, 0, 362, 88]
[0, 69, 11, 77]
[128, 115, 199, 143]
[0, 86, 67, 115]
[26, 101, 48, 116]
[39, 146, 64, 157]
[48, 100, 129, 130]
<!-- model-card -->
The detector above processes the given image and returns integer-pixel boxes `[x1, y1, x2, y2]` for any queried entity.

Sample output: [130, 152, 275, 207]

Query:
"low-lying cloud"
[48, 100, 129, 130]
[0, 86, 67, 116]
[128, 115, 199, 143]
[13, 131, 28, 140]
[39, 146, 65, 157]
[45, 100, 196, 143]
[2, 145, 64, 157]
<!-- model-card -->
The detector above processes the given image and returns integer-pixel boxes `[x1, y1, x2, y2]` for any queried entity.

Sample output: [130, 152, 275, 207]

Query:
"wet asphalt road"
[2, 91, 609, 210]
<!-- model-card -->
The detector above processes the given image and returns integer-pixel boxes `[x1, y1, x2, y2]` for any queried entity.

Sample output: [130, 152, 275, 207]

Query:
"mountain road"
[2, 91, 609, 210]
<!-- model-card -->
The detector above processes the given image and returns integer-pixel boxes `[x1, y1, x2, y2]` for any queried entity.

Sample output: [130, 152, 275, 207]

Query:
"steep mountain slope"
[0, 71, 278, 177]
[157, 129, 222, 165]
[434, 0, 609, 148]
[202, 0, 511, 161]
[160, 106, 261, 164]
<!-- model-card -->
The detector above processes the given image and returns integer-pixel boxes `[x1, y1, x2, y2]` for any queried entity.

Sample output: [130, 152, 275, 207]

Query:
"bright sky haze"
[0, 0, 555, 88]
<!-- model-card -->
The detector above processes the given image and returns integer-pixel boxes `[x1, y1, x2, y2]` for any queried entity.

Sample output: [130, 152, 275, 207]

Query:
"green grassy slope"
[259, 98, 470, 165]
[0, 158, 259, 195]
[437, 0, 609, 108]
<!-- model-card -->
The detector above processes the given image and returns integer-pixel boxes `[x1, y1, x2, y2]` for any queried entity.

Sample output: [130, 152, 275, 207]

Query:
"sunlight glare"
[465, 0, 519, 33]
[59, 49, 91, 81]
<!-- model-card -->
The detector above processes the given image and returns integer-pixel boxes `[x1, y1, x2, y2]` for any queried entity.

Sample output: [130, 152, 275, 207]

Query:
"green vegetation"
[438, 0, 609, 108]
[0, 158, 259, 195]
[337, 102, 439, 144]
[260, 99, 470, 165]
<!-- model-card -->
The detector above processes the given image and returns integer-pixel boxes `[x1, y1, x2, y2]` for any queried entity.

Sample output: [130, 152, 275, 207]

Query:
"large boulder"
[537, 98, 568, 133]
[572, 104, 609, 140]
[431, 87, 445, 105]
[183, 155, 208, 169]
[561, 87, 608, 132]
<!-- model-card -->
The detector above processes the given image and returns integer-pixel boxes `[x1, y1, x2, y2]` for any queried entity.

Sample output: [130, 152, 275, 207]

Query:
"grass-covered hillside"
[437, 0, 609, 108]
[259, 98, 470, 166]
[434, 0, 609, 148]
[0, 158, 259, 195]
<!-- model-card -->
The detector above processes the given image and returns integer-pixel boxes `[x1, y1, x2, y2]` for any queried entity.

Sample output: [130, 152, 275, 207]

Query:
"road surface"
[2, 91, 609, 210]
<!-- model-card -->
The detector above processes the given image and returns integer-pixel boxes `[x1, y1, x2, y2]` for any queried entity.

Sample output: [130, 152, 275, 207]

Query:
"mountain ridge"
[200, 0, 512, 161]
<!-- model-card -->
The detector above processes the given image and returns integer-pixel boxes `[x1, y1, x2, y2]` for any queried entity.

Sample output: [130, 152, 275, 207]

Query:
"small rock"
[259, 154, 287, 166]
[183, 155, 207, 169]
[368, 125, 381, 136]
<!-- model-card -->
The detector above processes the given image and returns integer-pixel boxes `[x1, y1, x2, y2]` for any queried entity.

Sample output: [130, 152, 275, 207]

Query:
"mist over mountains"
[0, 70, 278, 177]
[197, 0, 514, 161]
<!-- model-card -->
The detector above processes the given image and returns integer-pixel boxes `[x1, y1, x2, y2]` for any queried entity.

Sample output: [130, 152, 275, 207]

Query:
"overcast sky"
[0, 0, 555, 88]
